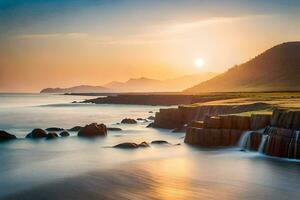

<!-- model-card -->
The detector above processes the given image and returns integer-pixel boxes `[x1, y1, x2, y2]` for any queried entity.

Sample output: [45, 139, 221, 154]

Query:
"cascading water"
[293, 130, 299, 158]
[238, 130, 253, 150]
[258, 134, 268, 153]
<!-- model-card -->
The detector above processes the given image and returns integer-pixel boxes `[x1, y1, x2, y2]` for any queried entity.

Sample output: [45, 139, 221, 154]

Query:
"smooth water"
[0, 94, 300, 200]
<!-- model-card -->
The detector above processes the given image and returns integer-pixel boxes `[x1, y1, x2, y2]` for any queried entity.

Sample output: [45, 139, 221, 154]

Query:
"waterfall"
[294, 131, 300, 158]
[238, 130, 253, 150]
[258, 134, 268, 153]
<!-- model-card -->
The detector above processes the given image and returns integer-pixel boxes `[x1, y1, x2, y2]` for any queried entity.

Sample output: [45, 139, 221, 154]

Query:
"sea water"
[0, 94, 300, 200]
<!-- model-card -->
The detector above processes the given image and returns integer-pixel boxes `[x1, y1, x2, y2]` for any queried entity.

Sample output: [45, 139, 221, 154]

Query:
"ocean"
[0, 93, 300, 200]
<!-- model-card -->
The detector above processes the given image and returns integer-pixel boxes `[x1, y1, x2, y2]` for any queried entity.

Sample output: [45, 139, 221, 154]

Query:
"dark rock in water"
[78, 123, 107, 137]
[68, 126, 82, 132]
[114, 142, 139, 149]
[151, 140, 169, 144]
[138, 141, 150, 147]
[46, 127, 64, 131]
[46, 132, 59, 139]
[0, 130, 17, 141]
[146, 122, 154, 128]
[147, 116, 155, 120]
[240, 149, 246, 152]
[136, 118, 144, 121]
[121, 118, 137, 124]
[60, 131, 70, 137]
[26, 128, 47, 139]
[107, 127, 122, 131]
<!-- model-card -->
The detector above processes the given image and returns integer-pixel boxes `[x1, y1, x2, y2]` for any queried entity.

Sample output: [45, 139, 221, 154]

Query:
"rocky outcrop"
[26, 129, 48, 139]
[271, 109, 300, 129]
[0, 130, 17, 141]
[81, 94, 232, 106]
[184, 114, 270, 148]
[262, 127, 300, 159]
[153, 103, 270, 129]
[78, 123, 107, 137]
[250, 114, 271, 130]
[185, 128, 244, 147]
[121, 118, 137, 124]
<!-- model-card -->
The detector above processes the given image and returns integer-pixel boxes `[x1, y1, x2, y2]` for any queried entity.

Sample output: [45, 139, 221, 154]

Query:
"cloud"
[16, 14, 271, 45]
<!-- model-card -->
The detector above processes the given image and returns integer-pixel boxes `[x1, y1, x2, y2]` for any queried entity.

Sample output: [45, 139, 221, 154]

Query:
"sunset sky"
[0, 0, 299, 92]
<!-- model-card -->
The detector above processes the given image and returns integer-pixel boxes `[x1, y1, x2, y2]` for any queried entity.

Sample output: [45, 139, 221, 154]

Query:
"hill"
[41, 72, 217, 93]
[40, 85, 109, 93]
[185, 42, 300, 93]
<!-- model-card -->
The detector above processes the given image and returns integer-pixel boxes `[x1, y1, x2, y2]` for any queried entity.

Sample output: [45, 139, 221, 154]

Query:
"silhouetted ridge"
[185, 42, 300, 92]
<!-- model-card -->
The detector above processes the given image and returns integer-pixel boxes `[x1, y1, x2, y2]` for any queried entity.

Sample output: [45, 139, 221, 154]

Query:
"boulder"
[107, 127, 122, 131]
[60, 131, 70, 137]
[0, 130, 17, 141]
[114, 142, 139, 149]
[138, 141, 150, 147]
[68, 126, 82, 132]
[151, 140, 169, 144]
[26, 128, 47, 139]
[46, 127, 64, 131]
[136, 118, 144, 121]
[46, 132, 59, 139]
[78, 123, 107, 137]
[121, 118, 137, 124]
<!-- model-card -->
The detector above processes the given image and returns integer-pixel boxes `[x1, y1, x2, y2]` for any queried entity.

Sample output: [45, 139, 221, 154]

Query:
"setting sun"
[195, 57, 205, 69]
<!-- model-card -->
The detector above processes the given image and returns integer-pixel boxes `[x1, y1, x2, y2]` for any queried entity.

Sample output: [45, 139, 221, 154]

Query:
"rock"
[26, 128, 47, 139]
[46, 132, 59, 139]
[107, 127, 122, 131]
[121, 118, 137, 124]
[184, 128, 244, 147]
[151, 140, 169, 144]
[138, 141, 150, 147]
[114, 142, 139, 149]
[136, 118, 144, 121]
[147, 116, 155, 120]
[68, 126, 82, 132]
[78, 123, 107, 137]
[46, 127, 64, 131]
[0, 130, 17, 141]
[149, 111, 153, 113]
[250, 114, 271, 130]
[60, 131, 70, 137]
[146, 122, 154, 128]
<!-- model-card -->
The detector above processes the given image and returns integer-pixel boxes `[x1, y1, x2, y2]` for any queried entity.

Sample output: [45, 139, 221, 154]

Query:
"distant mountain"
[102, 73, 217, 92]
[40, 85, 108, 93]
[40, 73, 217, 93]
[185, 42, 300, 93]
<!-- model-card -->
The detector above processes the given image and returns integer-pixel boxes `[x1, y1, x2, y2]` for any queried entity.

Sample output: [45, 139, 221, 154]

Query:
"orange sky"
[0, 1, 299, 92]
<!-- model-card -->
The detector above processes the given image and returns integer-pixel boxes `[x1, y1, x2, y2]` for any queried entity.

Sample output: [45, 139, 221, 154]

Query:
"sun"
[194, 57, 205, 69]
